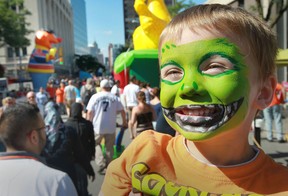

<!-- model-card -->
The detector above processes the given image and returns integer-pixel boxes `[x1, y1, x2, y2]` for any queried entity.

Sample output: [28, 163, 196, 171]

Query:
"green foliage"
[75, 54, 106, 74]
[0, 0, 32, 48]
[167, 0, 196, 17]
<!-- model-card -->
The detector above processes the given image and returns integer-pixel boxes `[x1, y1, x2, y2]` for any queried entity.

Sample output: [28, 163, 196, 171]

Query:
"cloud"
[102, 30, 112, 35]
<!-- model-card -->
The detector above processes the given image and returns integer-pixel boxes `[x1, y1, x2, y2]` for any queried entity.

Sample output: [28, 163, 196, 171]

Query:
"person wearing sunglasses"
[0, 103, 77, 195]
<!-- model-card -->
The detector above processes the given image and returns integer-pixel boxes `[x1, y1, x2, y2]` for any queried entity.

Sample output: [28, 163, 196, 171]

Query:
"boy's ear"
[256, 75, 277, 110]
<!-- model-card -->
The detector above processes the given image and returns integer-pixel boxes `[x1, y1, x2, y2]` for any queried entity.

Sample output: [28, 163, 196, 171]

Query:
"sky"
[85, 0, 206, 58]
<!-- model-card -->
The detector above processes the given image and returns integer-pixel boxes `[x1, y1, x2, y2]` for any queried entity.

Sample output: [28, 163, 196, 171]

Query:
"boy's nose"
[179, 81, 200, 99]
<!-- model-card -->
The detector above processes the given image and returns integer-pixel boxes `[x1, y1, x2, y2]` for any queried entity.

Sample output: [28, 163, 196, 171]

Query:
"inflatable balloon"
[114, 0, 171, 87]
[114, 49, 159, 87]
[28, 30, 62, 91]
[133, 0, 171, 50]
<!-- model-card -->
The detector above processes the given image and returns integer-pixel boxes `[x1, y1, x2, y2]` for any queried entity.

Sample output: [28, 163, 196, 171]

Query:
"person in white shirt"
[123, 76, 140, 138]
[64, 80, 77, 116]
[111, 80, 120, 97]
[35, 87, 49, 117]
[0, 103, 77, 196]
[86, 79, 127, 174]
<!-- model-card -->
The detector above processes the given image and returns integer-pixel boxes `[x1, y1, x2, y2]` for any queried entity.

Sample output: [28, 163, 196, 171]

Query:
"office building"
[71, 0, 89, 55]
[0, 0, 74, 81]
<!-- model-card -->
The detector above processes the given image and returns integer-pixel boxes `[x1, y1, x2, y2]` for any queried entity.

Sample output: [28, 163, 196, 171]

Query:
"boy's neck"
[185, 133, 256, 166]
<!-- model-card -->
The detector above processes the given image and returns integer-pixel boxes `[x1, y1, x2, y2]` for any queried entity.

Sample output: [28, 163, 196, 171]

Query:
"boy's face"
[159, 28, 257, 141]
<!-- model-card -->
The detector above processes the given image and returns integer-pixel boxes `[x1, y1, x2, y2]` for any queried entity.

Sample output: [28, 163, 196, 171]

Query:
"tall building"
[0, 0, 74, 79]
[71, 0, 89, 55]
[88, 41, 104, 64]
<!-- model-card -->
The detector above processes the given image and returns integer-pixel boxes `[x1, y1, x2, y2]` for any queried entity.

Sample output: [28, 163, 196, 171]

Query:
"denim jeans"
[263, 105, 284, 140]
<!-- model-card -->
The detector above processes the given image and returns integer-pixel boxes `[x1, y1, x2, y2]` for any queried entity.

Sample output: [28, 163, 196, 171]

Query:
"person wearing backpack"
[81, 78, 96, 114]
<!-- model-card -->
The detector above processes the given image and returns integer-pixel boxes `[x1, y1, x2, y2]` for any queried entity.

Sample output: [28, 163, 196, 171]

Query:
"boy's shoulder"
[120, 130, 178, 162]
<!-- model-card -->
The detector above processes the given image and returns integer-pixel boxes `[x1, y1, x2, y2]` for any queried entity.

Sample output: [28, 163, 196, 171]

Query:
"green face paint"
[160, 38, 250, 141]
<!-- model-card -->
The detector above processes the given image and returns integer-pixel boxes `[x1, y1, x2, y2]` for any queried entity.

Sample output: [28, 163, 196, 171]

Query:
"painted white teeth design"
[227, 105, 231, 113]
[179, 115, 212, 123]
[183, 108, 215, 116]
[208, 124, 218, 132]
[233, 102, 238, 110]
[163, 97, 243, 133]
[223, 115, 229, 122]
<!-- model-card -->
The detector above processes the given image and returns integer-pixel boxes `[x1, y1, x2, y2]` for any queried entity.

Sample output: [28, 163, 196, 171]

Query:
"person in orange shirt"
[263, 83, 286, 143]
[100, 4, 288, 195]
[55, 81, 66, 115]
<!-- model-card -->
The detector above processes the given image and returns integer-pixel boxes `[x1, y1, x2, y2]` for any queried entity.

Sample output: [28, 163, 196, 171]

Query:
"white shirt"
[86, 91, 124, 134]
[123, 83, 140, 107]
[36, 92, 49, 106]
[111, 85, 120, 97]
[64, 85, 77, 100]
[0, 154, 77, 196]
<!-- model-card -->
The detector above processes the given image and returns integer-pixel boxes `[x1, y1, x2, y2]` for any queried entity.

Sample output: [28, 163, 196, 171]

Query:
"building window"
[238, 0, 244, 8]
[7, 47, 13, 58]
[22, 47, 27, 56]
[15, 48, 20, 57]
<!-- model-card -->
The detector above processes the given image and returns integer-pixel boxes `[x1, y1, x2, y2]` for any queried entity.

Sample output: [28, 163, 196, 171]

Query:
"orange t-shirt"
[270, 83, 284, 106]
[55, 87, 64, 103]
[101, 131, 288, 195]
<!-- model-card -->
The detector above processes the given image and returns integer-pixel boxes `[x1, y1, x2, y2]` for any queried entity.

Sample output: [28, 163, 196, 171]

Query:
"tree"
[0, 0, 32, 48]
[167, 0, 195, 17]
[74, 54, 106, 74]
[251, 0, 288, 28]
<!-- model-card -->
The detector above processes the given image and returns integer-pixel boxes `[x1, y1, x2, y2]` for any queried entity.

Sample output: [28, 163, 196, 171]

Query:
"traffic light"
[58, 47, 63, 65]
[59, 57, 63, 65]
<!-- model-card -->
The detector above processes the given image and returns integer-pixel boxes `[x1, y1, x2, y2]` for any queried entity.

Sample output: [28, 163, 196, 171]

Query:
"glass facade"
[71, 0, 88, 54]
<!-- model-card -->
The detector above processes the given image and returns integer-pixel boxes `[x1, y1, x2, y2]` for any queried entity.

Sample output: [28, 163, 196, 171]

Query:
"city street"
[62, 114, 288, 195]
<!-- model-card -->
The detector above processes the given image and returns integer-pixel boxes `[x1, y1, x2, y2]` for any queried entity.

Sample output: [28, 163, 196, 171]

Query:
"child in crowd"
[100, 4, 288, 195]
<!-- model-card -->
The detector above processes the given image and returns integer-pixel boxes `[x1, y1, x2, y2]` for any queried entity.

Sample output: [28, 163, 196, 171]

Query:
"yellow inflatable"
[133, 0, 171, 50]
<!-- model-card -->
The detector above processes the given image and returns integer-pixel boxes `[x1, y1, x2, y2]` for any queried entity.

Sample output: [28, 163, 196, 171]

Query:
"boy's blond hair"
[159, 4, 278, 83]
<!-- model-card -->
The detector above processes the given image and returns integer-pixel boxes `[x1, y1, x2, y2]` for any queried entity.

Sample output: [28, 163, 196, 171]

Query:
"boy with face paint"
[100, 4, 288, 195]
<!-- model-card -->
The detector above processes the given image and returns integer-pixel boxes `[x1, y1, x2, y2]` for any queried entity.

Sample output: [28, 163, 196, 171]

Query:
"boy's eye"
[161, 65, 183, 82]
[200, 55, 234, 75]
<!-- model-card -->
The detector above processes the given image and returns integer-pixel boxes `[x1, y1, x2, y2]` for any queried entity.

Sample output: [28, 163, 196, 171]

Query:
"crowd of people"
[1, 3, 288, 195]
[0, 73, 173, 195]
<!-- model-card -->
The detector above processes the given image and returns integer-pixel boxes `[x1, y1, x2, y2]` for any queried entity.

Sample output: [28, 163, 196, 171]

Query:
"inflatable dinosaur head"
[35, 30, 62, 49]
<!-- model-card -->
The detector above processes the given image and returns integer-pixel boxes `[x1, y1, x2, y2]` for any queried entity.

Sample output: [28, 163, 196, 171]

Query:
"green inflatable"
[113, 49, 160, 87]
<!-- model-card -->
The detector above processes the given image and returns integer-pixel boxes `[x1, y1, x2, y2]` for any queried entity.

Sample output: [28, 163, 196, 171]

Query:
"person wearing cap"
[86, 79, 127, 174]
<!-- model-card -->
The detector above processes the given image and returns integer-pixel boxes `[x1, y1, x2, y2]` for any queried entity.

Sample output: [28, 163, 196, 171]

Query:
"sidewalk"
[252, 117, 288, 167]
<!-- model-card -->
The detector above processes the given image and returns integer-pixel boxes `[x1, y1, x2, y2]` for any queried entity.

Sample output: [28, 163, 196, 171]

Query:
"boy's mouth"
[162, 98, 244, 133]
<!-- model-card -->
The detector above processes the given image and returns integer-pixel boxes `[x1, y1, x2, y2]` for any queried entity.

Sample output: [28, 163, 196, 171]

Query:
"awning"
[276, 49, 288, 66]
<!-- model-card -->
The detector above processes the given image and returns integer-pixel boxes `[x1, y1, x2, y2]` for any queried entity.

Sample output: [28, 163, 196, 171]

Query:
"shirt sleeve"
[56, 174, 78, 196]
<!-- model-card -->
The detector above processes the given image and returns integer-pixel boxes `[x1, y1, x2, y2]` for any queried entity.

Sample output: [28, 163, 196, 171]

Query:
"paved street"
[62, 114, 288, 196]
